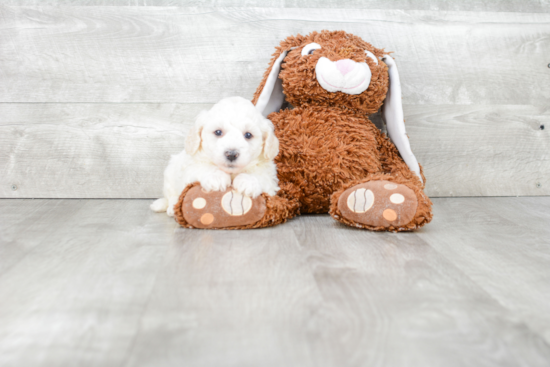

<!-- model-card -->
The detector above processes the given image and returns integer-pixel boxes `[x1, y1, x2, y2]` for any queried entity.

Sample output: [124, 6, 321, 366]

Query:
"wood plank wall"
[1, 2, 549, 198]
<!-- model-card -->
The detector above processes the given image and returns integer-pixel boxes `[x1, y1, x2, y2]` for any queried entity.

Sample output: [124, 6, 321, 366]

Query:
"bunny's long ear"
[253, 50, 289, 118]
[381, 56, 423, 183]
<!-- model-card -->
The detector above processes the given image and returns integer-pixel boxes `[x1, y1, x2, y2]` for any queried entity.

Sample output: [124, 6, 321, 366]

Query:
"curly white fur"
[151, 96, 280, 217]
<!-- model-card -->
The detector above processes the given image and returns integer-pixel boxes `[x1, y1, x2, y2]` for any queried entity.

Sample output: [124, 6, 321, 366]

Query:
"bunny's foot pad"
[338, 180, 417, 228]
[179, 186, 266, 229]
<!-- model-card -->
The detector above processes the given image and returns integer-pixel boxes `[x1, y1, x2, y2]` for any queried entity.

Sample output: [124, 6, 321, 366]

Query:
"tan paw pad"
[200, 213, 214, 225]
[383, 209, 397, 221]
[346, 188, 374, 213]
[389, 193, 405, 204]
[338, 180, 418, 228]
[221, 190, 252, 216]
[192, 197, 207, 209]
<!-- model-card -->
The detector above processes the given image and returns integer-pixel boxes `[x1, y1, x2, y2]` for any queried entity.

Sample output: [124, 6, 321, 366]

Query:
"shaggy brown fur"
[175, 30, 433, 231]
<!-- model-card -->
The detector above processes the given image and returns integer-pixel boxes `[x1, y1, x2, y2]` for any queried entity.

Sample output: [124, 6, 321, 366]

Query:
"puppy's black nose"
[225, 150, 239, 162]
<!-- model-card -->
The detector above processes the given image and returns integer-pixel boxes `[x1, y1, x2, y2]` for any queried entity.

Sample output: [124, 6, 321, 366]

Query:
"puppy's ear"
[381, 55, 423, 183]
[262, 124, 279, 161]
[185, 110, 207, 156]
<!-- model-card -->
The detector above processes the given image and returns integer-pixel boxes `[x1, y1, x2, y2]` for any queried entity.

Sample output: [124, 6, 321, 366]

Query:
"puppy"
[151, 96, 280, 217]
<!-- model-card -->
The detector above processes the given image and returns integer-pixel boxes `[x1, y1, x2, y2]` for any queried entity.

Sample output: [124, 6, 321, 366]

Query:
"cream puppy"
[151, 96, 280, 217]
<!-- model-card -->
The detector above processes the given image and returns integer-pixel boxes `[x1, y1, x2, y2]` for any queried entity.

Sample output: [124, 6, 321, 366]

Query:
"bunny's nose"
[335, 59, 355, 75]
[225, 150, 239, 162]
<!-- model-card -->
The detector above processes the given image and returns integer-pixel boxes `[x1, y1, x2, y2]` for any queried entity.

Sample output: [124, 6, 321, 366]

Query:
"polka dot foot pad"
[181, 185, 266, 229]
[338, 180, 417, 228]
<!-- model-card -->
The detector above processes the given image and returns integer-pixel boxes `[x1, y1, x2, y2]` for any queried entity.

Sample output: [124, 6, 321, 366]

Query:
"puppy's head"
[185, 96, 279, 174]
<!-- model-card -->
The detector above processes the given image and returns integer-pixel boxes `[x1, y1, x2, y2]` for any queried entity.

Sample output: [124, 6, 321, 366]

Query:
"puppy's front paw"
[233, 173, 263, 198]
[166, 197, 179, 217]
[200, 171, 231, 192]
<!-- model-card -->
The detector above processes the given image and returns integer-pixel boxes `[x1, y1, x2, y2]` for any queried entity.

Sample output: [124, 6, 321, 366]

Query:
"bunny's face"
[278, 31, 388, 114]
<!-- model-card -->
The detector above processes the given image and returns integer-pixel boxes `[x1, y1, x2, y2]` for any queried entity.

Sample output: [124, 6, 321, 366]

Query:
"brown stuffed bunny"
[175, 30, 433, 232]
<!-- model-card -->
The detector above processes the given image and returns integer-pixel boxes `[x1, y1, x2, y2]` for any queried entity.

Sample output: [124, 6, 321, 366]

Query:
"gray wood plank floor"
[1, 197, 549, 367]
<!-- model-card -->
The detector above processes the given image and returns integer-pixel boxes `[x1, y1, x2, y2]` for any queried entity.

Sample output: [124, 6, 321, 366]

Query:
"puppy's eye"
[214, 130, 222, 136]
[301, 43, 322, 56]
[365, 50, 379, 65]
[244, 132, 253, 139]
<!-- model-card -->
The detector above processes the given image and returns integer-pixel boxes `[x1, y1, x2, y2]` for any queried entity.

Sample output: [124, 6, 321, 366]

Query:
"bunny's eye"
[301, 43, 322, 56]
[214, 130, 222, 136]
[365, 50, 379, 65]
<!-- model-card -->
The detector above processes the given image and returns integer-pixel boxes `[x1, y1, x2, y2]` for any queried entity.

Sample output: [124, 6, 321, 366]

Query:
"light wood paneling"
[1, 103, 548, 198]
[1, 6, 549, 105]
[0, 103, 207, 198]
[1, 5, 549, 198]
[1, 197, 550, 366]
[407, 104, 550, 197]
[4, 0, 550, 12]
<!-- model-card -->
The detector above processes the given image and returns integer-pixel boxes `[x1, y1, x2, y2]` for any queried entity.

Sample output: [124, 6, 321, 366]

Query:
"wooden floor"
[1, 197, 549, 367]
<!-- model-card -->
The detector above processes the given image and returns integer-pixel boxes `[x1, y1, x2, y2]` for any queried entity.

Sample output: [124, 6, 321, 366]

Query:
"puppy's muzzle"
[224, 150, 240, 162]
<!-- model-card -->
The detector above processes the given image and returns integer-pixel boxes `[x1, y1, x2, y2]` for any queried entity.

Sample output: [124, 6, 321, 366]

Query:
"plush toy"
[174, 30, 433, 231]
